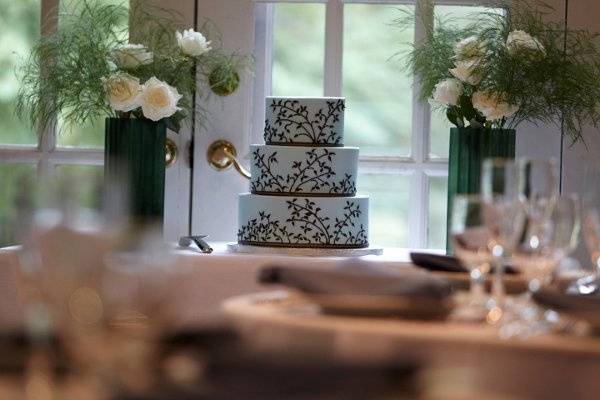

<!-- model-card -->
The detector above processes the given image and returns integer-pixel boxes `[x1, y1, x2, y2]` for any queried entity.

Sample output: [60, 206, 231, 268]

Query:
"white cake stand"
[226, 243, 383, 257]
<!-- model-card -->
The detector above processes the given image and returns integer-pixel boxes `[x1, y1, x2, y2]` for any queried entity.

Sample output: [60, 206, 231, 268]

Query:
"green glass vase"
[446, 127, 516, 253]
[104, 117, 166, 226]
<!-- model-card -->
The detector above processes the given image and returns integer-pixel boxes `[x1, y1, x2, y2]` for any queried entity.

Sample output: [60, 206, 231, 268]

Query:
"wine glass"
[502, 194, 580, 338]
[481, 158, 525, 317]
[16, 172, 178, 398]
[513, 195, 581, 289]
[518, 158, 559, 226]
[580, 166, 600, 294]
[450, 195, 492, 321]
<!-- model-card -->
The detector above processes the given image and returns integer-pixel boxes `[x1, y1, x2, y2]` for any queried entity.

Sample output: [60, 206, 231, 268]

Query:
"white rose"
[140, 77, 182, 121]
[111, 44, 153, 69]
[430, 78, 463, 107]
[101, 74, 142, 112]
[450, 59, 484, 85]
[176, 29, 212, 57]
[472, 91, 519, 121]
[506, 30, 545, 55]
[454, 36, 486, 61]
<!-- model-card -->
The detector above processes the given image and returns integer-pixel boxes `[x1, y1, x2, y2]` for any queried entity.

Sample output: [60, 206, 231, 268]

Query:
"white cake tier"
[264, 97, 345, 146]
[249, 145, 358, 196]
[238, 194, 369, 248]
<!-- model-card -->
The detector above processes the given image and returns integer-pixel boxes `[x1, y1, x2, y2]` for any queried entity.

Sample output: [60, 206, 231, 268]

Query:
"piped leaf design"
[250, 147, 357, 195]
[264, 99, 345, 145]
[238, 198, 367, 247]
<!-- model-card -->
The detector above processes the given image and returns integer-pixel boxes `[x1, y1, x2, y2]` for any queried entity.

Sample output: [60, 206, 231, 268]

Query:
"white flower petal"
[450, 59, 484, 85]
[506, 30, 545, 55]
[111, 43, 153, 69]
[102, 73, 142, 112]
[140, 77, 182, 121]
[472, 91, 519, 121]
[430, 78, 463, 107]
[176, 29, 212, 57]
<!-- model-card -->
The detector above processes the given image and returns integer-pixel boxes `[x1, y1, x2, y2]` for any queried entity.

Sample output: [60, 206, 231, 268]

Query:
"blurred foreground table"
[224, 290, 600, 400]
[1, 244, 599, 399]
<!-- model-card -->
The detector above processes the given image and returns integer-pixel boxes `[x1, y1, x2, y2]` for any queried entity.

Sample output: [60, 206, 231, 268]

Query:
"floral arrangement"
[16, 0, 248, 133]
[396, 1, 600, 142]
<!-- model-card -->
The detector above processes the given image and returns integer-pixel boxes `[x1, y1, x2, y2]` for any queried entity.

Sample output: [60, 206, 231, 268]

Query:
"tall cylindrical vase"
[446, 127, 516, 253]
[104, 117, 166, 227]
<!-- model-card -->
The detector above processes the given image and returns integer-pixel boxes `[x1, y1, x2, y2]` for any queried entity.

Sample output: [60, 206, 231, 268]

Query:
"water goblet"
[450, 194, 492, 321]
[481, 158, 525, 317]
[518, 158, 559, 226]
[502, 194, 580, 338]
[581, 165, 600, 280]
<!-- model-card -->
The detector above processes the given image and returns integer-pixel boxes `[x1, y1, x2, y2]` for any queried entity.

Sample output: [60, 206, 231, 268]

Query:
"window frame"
[0, 0, 105, 181]
[252, 0, 501, 249]
[0, 0, 194, 242]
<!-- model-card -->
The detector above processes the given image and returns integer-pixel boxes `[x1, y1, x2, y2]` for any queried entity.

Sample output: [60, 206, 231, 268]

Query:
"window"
[253, 0, 501, 249]
[0, 0, 125, 246]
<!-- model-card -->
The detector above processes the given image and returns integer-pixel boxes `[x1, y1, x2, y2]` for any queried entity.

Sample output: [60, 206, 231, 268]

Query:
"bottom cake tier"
[238, 193, 369, 248]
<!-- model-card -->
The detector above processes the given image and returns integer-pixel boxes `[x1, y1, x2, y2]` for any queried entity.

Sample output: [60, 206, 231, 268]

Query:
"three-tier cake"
[237, 96, 369, 249]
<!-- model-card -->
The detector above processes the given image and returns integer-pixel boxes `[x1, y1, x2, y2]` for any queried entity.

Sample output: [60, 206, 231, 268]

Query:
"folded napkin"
[259, 259, 452, 301]
[410, 252, 517, 275]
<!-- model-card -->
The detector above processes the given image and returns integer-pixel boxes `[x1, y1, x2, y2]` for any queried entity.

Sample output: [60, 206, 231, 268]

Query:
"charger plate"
[223, 290, 600, 357]
[226, 243, 383, 257]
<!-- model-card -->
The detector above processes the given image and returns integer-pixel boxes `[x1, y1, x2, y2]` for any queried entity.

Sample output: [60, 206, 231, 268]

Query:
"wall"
[561, 0, 600, 263]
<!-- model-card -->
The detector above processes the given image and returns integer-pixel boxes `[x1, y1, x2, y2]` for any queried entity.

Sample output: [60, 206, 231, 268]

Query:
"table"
[3, 243, 599, 399]
[0, 244, 422, 330]
[223, 290, 600, 400]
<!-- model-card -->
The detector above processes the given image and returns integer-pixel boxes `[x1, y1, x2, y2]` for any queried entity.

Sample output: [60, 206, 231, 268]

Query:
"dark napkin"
[533, 284, 600, 330]
[410, 252, 517, 274]
[533, 287, 600, 313]
[259, 260, 452, 301]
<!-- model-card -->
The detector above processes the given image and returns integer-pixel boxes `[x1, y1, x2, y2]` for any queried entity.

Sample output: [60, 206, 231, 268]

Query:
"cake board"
[226, 243, 383, 257]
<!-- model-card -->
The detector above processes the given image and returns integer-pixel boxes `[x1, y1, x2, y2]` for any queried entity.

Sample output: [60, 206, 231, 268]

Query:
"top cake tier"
[264, 97, 345, 146]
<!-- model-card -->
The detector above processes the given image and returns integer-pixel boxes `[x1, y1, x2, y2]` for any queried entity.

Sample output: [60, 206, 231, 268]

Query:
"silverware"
[179, 235, 213, 254]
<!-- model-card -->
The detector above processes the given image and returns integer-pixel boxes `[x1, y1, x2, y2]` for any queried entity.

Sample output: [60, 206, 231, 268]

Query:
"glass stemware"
[502, 195, 581, 338]
[481, 158, 525, 317]
[450, 194, 492, 321]
[518, 158, 559, 226]
[580, 166, 600, 294]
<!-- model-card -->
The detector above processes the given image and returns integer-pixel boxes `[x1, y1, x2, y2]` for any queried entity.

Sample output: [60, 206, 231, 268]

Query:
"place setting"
[224, 158, 600, 352]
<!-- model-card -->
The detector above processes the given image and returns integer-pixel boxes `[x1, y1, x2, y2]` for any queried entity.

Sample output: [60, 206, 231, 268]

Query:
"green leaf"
[458, 94, 477, 122]
[446, 106, 464, 127]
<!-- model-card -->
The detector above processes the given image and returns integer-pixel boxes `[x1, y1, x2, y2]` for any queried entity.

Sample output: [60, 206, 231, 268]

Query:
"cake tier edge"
[238, 193, 369, 249]
[264, 97, 345, 146]
[249, 144, 358, 197]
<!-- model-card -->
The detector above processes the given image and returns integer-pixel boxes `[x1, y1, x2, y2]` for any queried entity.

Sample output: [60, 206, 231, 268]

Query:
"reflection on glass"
[343, 4, 413, 157]
[428, 175, 448, 249]
[55, 165, 104, 211]
[429, 6, 504, 159]
[358, 174, 410, 247]
[0, 0, 40, 145]
[272, 4, 325, 96]
[57, 0, 129, 148]
[0, 164, 37, 246]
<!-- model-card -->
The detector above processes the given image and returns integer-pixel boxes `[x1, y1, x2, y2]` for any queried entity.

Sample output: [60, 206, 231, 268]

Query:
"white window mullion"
[251, 3, 274, 144]
[407, 0, 434, 248]
[409, 170, 428, 248]
[323, 0, 344, 96]
[38, 0, 60, 182]
[411, 0, 432, 164]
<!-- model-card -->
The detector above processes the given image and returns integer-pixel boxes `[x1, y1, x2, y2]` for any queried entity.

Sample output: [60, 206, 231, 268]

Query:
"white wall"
[561, 0, 600, 263]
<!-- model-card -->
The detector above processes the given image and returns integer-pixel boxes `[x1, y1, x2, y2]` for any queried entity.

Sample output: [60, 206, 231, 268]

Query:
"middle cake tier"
[249, 144, 358, 196]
